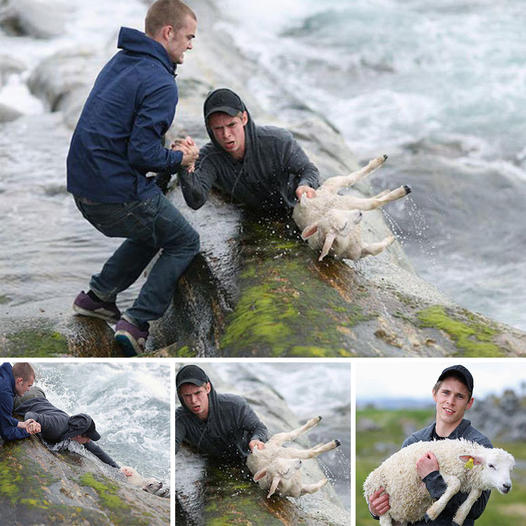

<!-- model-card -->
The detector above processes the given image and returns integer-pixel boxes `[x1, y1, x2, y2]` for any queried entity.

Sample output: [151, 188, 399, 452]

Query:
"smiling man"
[367, 365, 493, 526]
[177, 88, 319, 213]
[176, 364, 268, 461]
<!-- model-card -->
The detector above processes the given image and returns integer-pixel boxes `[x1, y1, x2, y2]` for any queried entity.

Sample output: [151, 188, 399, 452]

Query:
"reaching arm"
[178, 148, 219, 210]
[84, 441, 119, 468]
[283, 135, 320, 192]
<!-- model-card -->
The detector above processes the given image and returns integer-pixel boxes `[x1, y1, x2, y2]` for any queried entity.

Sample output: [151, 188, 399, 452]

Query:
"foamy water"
[35, 362, 170, 482]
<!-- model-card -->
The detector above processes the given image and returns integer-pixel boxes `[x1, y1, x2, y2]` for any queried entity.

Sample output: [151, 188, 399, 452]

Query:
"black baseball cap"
[176, 364, 209, 389]
[204, 88, 245, 120]
[437, 365, 473, 395]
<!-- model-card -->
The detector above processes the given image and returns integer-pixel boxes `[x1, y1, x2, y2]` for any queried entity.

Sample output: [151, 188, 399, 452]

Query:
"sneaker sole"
[114, 330, 144, 356]
[73, 303, 120, 324]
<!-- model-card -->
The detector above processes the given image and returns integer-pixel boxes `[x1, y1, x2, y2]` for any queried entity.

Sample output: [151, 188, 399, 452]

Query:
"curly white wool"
[363, 438, 514, 526]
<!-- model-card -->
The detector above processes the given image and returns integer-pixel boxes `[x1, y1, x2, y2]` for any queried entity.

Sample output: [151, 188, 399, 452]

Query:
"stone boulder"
[0, 434, 169, 525]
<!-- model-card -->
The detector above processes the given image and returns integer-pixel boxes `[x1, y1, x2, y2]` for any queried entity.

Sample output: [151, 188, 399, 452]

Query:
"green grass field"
[356, 408, 526, 526]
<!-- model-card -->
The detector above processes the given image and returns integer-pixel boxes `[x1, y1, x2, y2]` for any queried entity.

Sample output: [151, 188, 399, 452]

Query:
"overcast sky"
[356, 359, 526, 401]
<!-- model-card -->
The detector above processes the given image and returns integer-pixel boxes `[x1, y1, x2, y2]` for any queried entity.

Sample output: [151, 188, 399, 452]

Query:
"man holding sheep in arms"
[367, 364, 492, 525]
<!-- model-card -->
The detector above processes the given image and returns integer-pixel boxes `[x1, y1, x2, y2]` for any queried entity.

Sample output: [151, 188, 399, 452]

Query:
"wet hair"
[12, 362, 35, 382]
[145, 0, 196, 37]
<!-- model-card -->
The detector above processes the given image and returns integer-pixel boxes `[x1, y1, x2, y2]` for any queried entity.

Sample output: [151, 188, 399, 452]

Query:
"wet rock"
[0, 0, 70, 39]
[0, 101, 22, 123]
[0, 433, 169, 526]
[0, 53, 25, 85]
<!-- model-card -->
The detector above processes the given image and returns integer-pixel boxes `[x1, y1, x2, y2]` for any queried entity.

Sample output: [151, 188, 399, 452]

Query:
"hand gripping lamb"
[363, 438, 514, 526]
[293, 155, 410, 261]
[246, 416, 340, 498]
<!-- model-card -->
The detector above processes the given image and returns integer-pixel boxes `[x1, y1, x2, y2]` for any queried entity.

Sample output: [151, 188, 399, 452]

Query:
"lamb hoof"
[383, 154, 388, 160]
[403, 184, 411, 194]
[424, 514, 432, 523]
[335, 439, 341, 447]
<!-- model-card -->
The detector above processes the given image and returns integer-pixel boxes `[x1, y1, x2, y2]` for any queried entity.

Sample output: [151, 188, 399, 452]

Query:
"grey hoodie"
[176, 368, 268, 461]
[15, 387, 119, 468]
[178, 90, 319, 211]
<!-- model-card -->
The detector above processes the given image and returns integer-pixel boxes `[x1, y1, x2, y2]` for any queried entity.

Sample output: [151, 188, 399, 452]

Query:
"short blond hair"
[145, 0, 196, 37]
[12, 362, 35, 382]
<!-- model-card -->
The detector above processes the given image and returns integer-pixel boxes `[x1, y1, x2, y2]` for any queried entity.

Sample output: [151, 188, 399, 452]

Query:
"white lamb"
[292, 155, 410, 261]
[246, 416, 340, 499]
[363, 438, 514, 526]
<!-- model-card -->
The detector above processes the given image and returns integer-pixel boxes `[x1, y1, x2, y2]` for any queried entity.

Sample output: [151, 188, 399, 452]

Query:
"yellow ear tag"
[465, 457, 474, 469]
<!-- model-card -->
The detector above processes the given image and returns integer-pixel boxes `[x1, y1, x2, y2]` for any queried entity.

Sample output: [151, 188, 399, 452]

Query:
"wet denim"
[75, 193, 199, 326]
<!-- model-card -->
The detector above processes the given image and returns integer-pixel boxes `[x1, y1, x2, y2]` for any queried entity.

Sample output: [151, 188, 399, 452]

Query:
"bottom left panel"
[0, 360, 171, 526]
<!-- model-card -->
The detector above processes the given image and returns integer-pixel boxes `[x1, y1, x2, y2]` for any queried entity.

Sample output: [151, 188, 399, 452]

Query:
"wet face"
[15, 375, 34, 396]
[165, 15, 197, 65]
[208, 111, 248, 160]
[179, 382, 211, 420]
[433, 377, 473, 434]
[71, 435, 91, 444]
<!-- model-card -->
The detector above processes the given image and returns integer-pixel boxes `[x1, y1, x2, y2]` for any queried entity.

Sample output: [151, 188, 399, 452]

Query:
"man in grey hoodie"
[175, 364, 268, 461]
[14, 386, 119, 468]
[177, 88, 319, 213]
[367, 365, 492, 526]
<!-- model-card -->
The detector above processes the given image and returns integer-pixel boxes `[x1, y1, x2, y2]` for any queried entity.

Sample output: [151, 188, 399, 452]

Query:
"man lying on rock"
[176, 88, 319, 213]
[14, 385, 119, 468]
[176, 364, 268, 460]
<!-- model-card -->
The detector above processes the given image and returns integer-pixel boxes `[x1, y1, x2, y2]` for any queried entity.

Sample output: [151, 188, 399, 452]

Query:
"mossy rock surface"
[0, 435, 169, 526]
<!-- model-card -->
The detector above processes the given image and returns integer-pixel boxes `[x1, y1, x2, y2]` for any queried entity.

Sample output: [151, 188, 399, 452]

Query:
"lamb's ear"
[267, 476, 280, 498]
[301, 223, 318, 240]
[319, 233, 336, 261]
[253, 469, 267, 482]
[459, 455, 484, 467]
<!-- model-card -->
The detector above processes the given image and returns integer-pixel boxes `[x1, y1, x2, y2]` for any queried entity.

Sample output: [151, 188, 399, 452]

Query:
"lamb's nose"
[502, 483, 511, 493]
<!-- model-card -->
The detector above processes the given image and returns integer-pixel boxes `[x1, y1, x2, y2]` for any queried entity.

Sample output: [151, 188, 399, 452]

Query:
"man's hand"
[296, 185, 317, 200]
[416, 451, 439, 479]
[172, 136, 198, 171]
[248, 440, 265, 452]
[19, 419, 41, 434]
[368, 486, 390, 517]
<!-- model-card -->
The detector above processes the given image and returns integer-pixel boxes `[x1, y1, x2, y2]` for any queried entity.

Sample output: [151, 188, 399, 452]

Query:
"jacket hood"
[117, 26, 175, 75]
[64, 413, 101, 441]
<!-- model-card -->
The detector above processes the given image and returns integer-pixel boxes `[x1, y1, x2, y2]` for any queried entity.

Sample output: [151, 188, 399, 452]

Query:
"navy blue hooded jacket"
[67, 27, 183, 203]
[0, 363, 30, 441]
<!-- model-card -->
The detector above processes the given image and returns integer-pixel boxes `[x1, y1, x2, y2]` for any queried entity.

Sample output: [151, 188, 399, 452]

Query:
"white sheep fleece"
[363, 438, 515, 526]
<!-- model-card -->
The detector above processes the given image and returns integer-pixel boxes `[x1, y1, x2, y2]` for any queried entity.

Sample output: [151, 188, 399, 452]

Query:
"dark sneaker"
[73, 291, 120, 323]
[114, 318, 148, 356]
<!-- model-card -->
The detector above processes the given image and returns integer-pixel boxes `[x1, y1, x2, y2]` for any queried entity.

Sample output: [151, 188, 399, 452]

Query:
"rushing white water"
[219, 0, 526, 331]
[34, 362, 170, 482]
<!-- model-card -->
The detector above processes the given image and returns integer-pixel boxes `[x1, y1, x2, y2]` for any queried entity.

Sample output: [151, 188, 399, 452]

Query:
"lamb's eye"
[489, 464, 495, 470]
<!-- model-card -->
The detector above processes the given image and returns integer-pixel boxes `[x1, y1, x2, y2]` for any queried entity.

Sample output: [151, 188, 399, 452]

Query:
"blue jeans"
[75, 193, 200, 326]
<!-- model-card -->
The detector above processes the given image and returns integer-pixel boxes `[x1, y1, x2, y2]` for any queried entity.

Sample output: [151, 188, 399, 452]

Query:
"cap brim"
[205, 105, 241, 120]
[176, 377, 206, 389]
[88, 430, 101, 441]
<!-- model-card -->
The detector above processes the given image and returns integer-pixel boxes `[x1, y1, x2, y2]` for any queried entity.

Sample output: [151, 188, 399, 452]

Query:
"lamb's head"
[143, 478, 164, 494]
[253, 457, 303, 498]
[460, 448, 515, 494]
[302, 208, 363, 261]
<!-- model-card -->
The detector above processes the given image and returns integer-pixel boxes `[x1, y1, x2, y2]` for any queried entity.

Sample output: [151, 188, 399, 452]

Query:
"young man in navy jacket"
[0, 362, 41, 442]
[67, 0, 200, 355]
